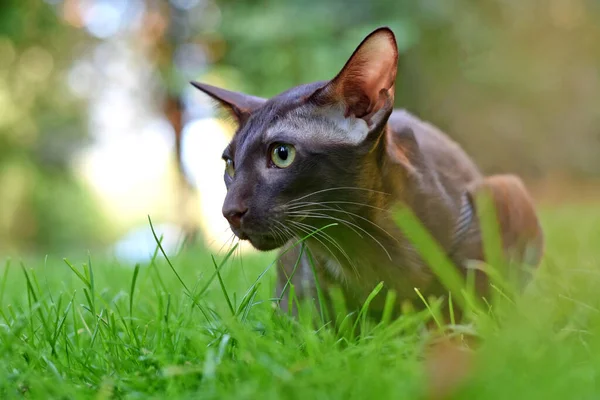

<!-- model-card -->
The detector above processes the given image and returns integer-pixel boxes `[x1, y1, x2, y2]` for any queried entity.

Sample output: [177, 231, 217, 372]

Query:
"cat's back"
[388, 109, 482, 185]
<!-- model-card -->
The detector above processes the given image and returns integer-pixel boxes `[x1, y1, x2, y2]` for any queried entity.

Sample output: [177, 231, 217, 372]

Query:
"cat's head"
[192, 27, 399, 251]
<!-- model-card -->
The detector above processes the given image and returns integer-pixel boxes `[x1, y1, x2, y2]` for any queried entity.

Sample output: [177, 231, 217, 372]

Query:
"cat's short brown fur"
[192, 27, 543, 318]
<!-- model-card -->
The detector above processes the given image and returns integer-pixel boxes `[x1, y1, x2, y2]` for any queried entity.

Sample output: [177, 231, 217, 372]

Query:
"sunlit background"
[1, 0, 599, 262]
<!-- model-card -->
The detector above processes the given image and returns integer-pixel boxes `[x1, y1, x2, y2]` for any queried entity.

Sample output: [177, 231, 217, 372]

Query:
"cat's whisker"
[288, 220, 333, 253]
[273, 220, 328, 273]
[291, 220, 349, 260]
[275, 225, 300, 257]
[234, 236, 249, 284]
[270, 225, 283, 244]
[285, 210, 364, 238]
[286, 220, 349, 280]
[289, 205, 399, 245]
[207, 226, 235, 252]
[270, 221, 290, 245]
[273, 221, 298, 246]
[285, 186, 391, 207]
[216, 232, 236, 256]
[286, 210, 392, 260]
[287, 200, 390, 213]
[317, 204, 360, 228]
[291, 220, 344, 252]
[288, 201, 378, 237]
[229, 237, 241, 266]
[267, 226, 282, 248]
[289, 220, 360, 279]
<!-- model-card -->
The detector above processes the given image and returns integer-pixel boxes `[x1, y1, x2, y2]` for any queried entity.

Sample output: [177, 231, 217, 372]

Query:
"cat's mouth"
[235, 229, 289, 251]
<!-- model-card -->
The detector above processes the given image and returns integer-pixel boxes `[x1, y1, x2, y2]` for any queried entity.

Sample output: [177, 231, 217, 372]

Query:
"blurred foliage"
[1, 0, 600, 253]
[207, 0, 600, 178]
[0, 0, 106, 254]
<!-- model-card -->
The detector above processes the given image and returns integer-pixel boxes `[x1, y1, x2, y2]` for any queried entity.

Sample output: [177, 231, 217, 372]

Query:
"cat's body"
[192, 27, 543, 319]
[276, 109, 542, 316]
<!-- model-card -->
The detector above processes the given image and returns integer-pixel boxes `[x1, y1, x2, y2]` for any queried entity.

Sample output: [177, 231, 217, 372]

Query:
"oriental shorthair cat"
[192, 27, 544, 319]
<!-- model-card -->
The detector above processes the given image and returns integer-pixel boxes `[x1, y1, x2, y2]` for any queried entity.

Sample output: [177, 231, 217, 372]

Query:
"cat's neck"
[305, 125, 467, 300]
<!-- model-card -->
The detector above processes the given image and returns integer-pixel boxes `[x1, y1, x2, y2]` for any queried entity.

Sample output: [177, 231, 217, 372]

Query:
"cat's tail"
[468, 174, 544, 268]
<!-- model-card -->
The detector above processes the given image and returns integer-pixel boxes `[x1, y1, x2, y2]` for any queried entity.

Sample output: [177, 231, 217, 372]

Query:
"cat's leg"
[275, 243, 336, 322]
[275, 243, 311, 317]
[467, 174, 544, 277]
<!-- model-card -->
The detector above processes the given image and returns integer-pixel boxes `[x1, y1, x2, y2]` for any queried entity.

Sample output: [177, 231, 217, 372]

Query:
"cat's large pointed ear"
[191, 82, 266, 124]
[312, 27, 398, 125]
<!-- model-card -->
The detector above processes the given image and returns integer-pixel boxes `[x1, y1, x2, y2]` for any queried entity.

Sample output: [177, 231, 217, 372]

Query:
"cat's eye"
[271, 143, 296, 168]
[224, 158, 235, 177]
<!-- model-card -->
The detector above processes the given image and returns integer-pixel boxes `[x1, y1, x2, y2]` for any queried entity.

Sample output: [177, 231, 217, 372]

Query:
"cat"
[192, 27, 544, 319]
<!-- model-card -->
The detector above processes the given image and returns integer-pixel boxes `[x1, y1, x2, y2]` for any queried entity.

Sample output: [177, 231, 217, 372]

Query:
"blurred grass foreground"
[1, 0, 600, 398]
[1, 198, 600, 398]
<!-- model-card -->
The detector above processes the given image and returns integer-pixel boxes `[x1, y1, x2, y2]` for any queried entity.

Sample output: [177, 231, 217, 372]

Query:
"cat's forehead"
[230, 83, 320, 150]
[264, 104, 369, 146]
[231, 81, 371, 155]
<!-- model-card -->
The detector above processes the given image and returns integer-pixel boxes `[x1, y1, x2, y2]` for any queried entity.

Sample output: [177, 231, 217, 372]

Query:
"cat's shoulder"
[385, 109, 482, 180]
[387, 109, 468, 154]
[388, 109, 449, 143]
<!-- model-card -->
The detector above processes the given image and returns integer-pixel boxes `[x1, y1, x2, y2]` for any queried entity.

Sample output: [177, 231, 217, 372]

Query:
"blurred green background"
[1, 0, 599, 257]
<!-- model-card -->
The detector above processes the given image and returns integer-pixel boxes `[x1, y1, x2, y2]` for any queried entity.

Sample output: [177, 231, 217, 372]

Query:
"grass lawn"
[1, 204, 600, 399]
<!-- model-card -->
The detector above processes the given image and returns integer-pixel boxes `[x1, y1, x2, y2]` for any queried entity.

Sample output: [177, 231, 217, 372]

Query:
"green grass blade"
[414, 288, 441, 329]
[473, 191, 505, 273]
[0, 258, 10, 308]
[87, 252, 96, 312]
[129, 264, 140, 319]
[63, 258, 91, 287]
[51, 292, 74, 350]
[211, 255, 235, 316]
[148, 216, 216, 325]
[448, 292, 456, 326]
[392, 206, 484, 315]
[276, 242, 306, 304]
[306, 249, 328, 325]
[148, 215, 190, 294]
[196, 243, 239, 300]
[380, 289, 397, 326]
[21, 263, 53, 351]
[352, 281, 384, 339]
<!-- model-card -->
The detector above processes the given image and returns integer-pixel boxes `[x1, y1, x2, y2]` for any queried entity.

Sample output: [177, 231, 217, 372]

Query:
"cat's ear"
[312, 27, 398, 125]
[191, 82, 266, 124]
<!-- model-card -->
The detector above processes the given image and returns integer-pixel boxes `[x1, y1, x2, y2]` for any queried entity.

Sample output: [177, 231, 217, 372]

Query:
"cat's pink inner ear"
[191, 82, 266, 124]
[327, 28, 398, 120]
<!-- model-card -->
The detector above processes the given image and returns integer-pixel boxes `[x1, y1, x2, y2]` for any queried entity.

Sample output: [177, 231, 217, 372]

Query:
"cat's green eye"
[224, 158, 235, 177]
[271, 143, 296, 168]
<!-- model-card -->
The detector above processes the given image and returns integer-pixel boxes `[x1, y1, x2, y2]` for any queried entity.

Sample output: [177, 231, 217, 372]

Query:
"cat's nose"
[223, 204, 248, 230]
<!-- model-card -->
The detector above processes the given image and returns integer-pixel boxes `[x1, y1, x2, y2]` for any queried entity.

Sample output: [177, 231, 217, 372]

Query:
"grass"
[1, 204, 600, 399]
